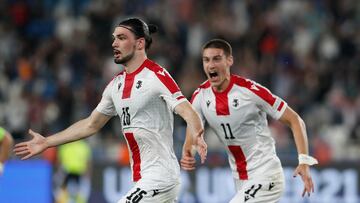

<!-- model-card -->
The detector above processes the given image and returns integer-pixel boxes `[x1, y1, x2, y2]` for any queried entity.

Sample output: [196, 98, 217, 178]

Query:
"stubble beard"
[114, 48, 135, 65]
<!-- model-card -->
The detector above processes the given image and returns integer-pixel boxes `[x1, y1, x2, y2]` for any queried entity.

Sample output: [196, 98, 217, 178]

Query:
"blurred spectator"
[56, 140, 91, 203]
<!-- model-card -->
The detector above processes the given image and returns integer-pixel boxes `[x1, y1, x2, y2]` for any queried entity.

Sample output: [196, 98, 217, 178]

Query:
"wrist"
[298, 154, 318, 166]
[44, 137, 51, 149]
[190, 145, 197, 157]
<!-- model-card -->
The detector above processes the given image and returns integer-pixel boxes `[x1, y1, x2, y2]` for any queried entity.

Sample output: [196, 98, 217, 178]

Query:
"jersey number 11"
[221, 123, 235, 139]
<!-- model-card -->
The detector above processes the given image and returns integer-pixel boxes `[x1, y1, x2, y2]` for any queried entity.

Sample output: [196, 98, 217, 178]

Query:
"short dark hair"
[202, 39, 232, 56]
[118, 17, 158, 50]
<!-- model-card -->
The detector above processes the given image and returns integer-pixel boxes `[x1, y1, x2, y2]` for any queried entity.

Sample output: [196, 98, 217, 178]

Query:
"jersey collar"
[125, 59, 152, 77]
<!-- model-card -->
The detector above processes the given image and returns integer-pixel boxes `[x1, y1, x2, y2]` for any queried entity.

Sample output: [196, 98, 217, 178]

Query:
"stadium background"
[0, 0, 359, 202]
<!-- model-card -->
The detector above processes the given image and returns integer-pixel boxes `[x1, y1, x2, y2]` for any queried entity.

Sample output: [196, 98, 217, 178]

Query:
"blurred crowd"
[0, 0, 359, 166]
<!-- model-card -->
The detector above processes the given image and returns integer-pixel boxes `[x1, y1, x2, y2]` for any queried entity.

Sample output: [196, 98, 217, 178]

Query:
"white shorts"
[230, 172, 284, 203]
[117, 181, 180, 203]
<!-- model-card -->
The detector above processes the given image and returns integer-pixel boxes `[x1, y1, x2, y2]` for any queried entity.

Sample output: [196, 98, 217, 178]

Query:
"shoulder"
[193, 80, 211, 96]
[144, 59, 181, 92]
[232, 75, 276, 105]
[110, 70, 125, 82]
[232, 75, 266, 93]
[143, 59, 165, 74]
[103, 70, 124, 91]
[232, 75, 253, 89]
[143, 59, 172, 80]
[190, 80, 210, 103]
[199, 80, 211, 89]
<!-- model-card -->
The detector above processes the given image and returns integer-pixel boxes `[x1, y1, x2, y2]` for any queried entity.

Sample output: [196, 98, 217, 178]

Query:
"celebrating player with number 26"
[14, 18, 207, 203]
[181, 39, 318, 203]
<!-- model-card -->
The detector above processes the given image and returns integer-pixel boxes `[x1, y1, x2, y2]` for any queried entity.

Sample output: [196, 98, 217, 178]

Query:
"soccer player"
[181, 39, 317, 203]
[0, 126, 14, 175]
[14, 17, 207, 203]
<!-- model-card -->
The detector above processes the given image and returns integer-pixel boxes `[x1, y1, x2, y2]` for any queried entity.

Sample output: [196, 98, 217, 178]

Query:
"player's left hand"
[293, 164, 314, 197]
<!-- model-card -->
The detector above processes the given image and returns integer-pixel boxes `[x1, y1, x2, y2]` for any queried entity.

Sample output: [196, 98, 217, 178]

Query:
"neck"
[213, 75, 231, 92]
[124, 53, 147, 74]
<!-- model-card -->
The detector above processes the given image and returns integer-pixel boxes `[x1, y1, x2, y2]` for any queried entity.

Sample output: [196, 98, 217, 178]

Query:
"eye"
[213, 56, 222, 62]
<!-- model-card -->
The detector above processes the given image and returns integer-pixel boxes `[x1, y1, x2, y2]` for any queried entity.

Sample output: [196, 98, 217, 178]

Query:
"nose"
[207, 60, 216, 70]
[112, 40, 117, 48]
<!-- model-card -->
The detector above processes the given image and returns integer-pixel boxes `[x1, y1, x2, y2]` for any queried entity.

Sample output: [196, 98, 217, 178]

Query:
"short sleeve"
[95, 80, 117, 116]
[155, 69, 187, 111]
[248, 81, 287, 120]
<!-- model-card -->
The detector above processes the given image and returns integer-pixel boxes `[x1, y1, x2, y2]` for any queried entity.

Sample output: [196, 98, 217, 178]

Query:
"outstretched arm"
[175, 101, 207, 165]
[279, 106, 318, 197]
[14, 110, 112, 160]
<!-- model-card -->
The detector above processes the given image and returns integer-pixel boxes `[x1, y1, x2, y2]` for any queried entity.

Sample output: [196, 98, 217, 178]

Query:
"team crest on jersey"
[231, 98, 241, 109]
[136, 80, 142, 89]
[233, 99, 239, 107]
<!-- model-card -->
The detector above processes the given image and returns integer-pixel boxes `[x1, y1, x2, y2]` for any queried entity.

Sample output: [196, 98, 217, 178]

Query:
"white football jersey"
[96, 59, 186, 189]
[191, 74, 287, 181]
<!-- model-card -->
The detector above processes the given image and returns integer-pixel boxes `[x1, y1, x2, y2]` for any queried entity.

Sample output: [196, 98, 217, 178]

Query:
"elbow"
[293, 111, 306, 129]
[286, 111, 306, 130]
[299, 116, 306, 129]
[291, 113, 306, 132]
[86, 122, 100, 136]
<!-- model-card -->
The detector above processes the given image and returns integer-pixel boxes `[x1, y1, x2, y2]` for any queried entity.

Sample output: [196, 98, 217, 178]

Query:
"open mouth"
[209, 72, 218, 78]
[113, 50, 121, 57]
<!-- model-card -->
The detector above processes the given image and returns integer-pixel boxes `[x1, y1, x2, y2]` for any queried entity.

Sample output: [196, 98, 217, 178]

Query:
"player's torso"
[110, 70, 168, 131]
[199, 83, 282, 180]
[107, 67, 180, 185]
[201, 86, 263, 147]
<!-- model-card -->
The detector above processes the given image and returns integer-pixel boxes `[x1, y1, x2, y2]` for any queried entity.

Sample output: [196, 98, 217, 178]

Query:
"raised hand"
[14, 129, 48, 160]
[293, 164, 315, 197]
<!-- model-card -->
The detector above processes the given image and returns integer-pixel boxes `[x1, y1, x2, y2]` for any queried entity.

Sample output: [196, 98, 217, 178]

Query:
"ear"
[137, 38, 146, 50]
[227, 55, 234, 67]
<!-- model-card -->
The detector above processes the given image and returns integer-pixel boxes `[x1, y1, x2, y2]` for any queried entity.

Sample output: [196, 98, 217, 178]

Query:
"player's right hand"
[14, 129, 48, 160]
[195, 135, 207, 164]
[180, 149, 196, 171]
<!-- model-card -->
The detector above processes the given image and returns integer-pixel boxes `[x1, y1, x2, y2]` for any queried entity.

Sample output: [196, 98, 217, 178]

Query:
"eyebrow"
[112, 33, 127, 38]
[203, 54, 223, 59]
